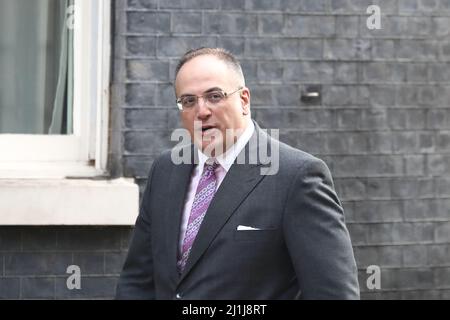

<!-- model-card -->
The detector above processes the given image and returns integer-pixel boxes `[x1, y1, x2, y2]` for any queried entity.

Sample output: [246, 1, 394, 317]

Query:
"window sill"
[0, 178, 139, 225]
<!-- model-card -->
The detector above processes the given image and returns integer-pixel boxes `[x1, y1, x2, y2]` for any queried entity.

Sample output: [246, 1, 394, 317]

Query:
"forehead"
[175, 55, 235, 94]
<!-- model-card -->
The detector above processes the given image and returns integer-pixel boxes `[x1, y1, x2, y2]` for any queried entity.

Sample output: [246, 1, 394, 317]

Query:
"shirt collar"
[197, 119, 255, 173]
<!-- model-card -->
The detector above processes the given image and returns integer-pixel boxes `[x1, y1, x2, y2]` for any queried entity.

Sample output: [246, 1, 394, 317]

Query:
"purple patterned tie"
[177, 161, 219, 273]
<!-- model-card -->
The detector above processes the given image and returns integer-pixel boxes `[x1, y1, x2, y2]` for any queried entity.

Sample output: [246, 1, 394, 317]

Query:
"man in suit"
[116, 47, 360, 300]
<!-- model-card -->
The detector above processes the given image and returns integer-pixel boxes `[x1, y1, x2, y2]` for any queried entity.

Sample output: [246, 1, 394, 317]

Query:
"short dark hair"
[174, 47, 245, 84]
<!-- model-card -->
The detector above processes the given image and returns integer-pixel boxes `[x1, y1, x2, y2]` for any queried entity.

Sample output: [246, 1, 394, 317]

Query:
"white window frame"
[0, 0, 139, 226]
[0, 0, 111, 178]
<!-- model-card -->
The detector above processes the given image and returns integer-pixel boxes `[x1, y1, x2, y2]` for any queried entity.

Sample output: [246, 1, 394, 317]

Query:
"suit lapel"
[178, 125, 270, 284]
[165, 145, 196, 283]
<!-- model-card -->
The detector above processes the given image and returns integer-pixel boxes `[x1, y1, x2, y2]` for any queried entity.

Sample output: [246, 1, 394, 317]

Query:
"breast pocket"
[233, 229, 278, 242]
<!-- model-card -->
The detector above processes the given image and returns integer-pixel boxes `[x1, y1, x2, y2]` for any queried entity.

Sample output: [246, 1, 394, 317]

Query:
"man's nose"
[196, 97, 211, 118]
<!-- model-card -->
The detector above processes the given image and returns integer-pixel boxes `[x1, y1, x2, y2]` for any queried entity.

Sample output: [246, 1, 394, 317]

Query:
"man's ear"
[240, 88, 250, 115]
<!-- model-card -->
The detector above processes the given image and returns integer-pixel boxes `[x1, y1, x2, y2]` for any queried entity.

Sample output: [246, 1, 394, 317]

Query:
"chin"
[200, 140, 225, 157]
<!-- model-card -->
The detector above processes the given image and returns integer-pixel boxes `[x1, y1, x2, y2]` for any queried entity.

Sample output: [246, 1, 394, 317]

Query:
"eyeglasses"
[176, 87, 243, 111]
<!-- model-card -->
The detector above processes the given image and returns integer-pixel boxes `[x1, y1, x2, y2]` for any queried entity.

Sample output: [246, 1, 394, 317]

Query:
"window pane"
[0, 0, 73, 134]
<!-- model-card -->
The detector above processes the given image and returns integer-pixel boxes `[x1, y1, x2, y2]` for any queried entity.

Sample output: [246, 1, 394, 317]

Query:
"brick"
[257, 61, 284, 83]
[126, 83, 156, 106]
[396, 85, 419, 106]
[246, 38, 299, 59]
[292, 0, 328, 12]
[335, 15, 359, 37]
[323, 85, 367, 106]
[127, 12, 170, 34]
[354, 246, 402, 268]
[324, 39, 370, 60]
[298, 39, 323, 59]
[105, 252, 128, 274]
[22, 278, 55, 299]
[248, 86, 274, 106]
[403, 199, 445, 221]
[428, 244, 450, 266]
[157, 36, 217, 58]
[390, 178, 420, 199]
[125, 109, 168, 130]
[363, 62, 406, 83]
[73, 253, 105, 275]
[4, 253, 72, 276]
[168, 109, 182, 129]
[0, 278, 20, 299]
[381, 268, 433, 290]
[405, 155, 425, 176]
[172, 12, 202, 34]
[366, 178, 391, 199]
[372, 40, 395, 60]
[429, 63, 450, 82]
[436, 223, 450, 243]
[0, 228, 21, 251]
[399, 0, 419, 12]
[360, 16, 407, 39]
[123, 156, 156, 178]
[435, 178, 450, 197]
[127, 0, 158, 9]
[334, 178, 366, 201]
[260, 14, 284, 34]
[353, 200, 403, 223]
[126, 60, 170, 81]
[406, 63, 429, 82]
[396, 40, 437, 61]
[57, 228, 122, 251]
[126, 36, 156, 56]
[436, 131, 450, 151]
[274, 85, 302, 106]
[284, 62, 333, 83]
[205, 13, 258, 35]
[220, 0, 246, 10]
[325, 132, 369, 154]
[406, 17, 433, 38]
[334, 63, 358, 83]
[157, 83, 176, 107]
[55, 276, 118, 299]
[361, 108, 388, 130]
[419, 0, 440, 11]
[392, 132, 418, 153]
[246, 0, 283, 11]
[433, 17, 450, 38]
[402, 245, 428, 267]
[278, 131, 325, 154]
[440, 42, 450, 61]
[22, 228, 57, 251]
[285, 15, 335, 37]
[388, 109, 426, 130]
[387, 223, 434, 244]
[402, 290, 437, 299]
[368, 85, 396, 107]
[159, 0, 220, 9]
[434, 267, 450, 288]
[336, 109, 361, 129]
[217, 37, 245, 57]
[121, 228, 134, 251]
[427, 154, 450, 176]
[367, 132, 393, 154]
[124, 130, 173, 154]
[346, 223, 369, 245]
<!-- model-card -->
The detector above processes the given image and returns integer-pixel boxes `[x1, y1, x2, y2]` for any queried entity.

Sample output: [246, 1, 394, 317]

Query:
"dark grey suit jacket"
[116, 122, 360, 299]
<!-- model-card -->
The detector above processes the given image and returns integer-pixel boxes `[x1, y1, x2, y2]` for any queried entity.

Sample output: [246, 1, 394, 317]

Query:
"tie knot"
[204, 160, 219, 172]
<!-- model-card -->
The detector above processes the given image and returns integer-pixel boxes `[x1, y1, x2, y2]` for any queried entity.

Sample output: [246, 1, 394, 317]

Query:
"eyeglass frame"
[176, 87, 244, 111]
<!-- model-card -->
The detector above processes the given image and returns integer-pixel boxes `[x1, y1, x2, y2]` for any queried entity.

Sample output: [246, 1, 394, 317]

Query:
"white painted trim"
[0, 178, 139, 225]
[0, 0, 111, 177]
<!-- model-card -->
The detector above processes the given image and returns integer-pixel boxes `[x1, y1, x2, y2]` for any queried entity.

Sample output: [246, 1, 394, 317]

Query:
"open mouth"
[201, 125, 216, 133]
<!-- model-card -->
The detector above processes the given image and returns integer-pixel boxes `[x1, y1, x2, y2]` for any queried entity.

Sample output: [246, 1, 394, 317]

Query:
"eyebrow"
[179, 87, 223, 98]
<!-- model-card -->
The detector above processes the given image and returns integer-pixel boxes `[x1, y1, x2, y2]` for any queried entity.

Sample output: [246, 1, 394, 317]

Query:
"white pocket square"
[237, 225, 261, 231]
